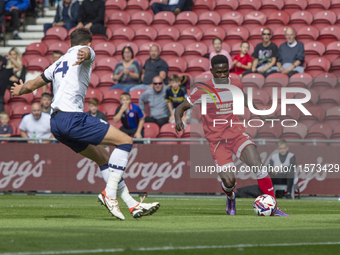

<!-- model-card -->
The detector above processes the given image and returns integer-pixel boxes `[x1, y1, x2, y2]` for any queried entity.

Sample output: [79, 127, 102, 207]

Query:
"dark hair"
[120, 92, 131, 99]
[53, 50, 63, 56]
[211, 54, 229, 68]
[241, 41, 249, 47]
[41, 92, 52, 99]
[169, 74, 180, 82]
[70, 28, 92, 47]
[89, 97, 99, 105]
[121, 46, 134, 60]
[213, 37, 222, 44]
[262, 28, 272, 35]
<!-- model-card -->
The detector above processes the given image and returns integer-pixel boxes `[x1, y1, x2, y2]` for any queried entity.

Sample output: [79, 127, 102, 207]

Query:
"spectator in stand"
[5, 47, 25, 88]
[231, 41, 252, 77]
[4, 0, 30, 40]
[43, 50, 63, 95]
[76, 0, 106, 36]
[165, 74, 187, 124]
[111, 46, 141, 92]
[0, 111, 12, 137]
[131, 45, 168, 91]
[19, 103, 53, 143]
[209, 38, 232, 69]
[276, 27, 305, 78]
[85, 97, 107, 122]
[139, 76, 170, 128]
[151, 0, 193, 15]
[41, 92, 52, 114]
[43, 0, 80, 34]
[0, 0, 4, 40]
[268, 139, 296, 198]
[243, 28, 280, 77]
[0, 55, 19, 112]
[114, 93, 144, 138]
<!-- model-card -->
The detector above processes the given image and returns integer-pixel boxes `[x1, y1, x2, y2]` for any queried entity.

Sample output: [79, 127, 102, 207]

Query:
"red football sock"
[257, 175, 276, 198]
[221, 183, 234, 197]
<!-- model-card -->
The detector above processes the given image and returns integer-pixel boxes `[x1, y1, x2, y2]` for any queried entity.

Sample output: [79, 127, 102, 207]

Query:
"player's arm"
[174, 100, 191, 133]
[11, 76, 48, 97]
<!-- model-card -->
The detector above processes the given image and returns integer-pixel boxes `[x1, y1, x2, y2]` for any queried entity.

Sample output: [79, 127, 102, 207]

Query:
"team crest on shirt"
[129, 112, 134, 118]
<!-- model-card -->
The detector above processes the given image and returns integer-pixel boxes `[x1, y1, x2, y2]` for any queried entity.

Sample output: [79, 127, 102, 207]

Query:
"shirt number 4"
[55, 61, 69, 78]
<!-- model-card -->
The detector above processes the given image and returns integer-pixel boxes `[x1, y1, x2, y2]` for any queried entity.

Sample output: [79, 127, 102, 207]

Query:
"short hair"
[0, 111, 9, 119]
[169, 74, 180, 82]
[241, 41, 249, 47]
[278, 139, 287, 146]
[211, 54, 229, 68]
[53, 50, 63, 56]
[41, 92, 52, 99]
[121, 46, 134, 60]
[213, 37, 222, 44]
[150, 44, 159, 52]
[89, 98, 99, 106]
[120, 92, 131, 99]
[262, 27, 272, 35]
[70, 28, 92, 47]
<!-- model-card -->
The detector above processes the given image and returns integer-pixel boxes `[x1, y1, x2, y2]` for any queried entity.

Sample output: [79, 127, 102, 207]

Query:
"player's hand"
[175, 119, 184, 134]
[10, 79, 24, 97]
[73, 47, 90, 66]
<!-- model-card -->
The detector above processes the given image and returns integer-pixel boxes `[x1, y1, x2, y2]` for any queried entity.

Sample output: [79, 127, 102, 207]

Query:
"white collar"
[288, 41, 297, 48]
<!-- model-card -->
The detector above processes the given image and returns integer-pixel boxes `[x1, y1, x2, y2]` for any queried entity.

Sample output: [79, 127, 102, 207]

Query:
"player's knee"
[219, 173, 235, 188]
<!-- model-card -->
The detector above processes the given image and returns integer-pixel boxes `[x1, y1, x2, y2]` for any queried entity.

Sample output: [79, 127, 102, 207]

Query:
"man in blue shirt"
[114, 93, 144, 138]
[4, 0, 30, 39]
[43, 0, 79, 34]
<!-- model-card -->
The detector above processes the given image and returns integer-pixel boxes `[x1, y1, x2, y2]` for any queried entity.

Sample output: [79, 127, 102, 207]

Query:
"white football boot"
[129, 202, 160, 219]
[98, 190, 125, 220]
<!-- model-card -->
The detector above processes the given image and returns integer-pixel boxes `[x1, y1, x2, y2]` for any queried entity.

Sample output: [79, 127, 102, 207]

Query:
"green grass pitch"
[0, 195, 340, 255]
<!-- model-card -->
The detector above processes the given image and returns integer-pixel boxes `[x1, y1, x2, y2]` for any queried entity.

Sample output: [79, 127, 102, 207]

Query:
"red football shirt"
[187, 78, 246, 142]
[231, 53, 253, 75]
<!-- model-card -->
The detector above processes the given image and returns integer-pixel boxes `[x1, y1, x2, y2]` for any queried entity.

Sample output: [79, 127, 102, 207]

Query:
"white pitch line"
[1, 242, 340, 255]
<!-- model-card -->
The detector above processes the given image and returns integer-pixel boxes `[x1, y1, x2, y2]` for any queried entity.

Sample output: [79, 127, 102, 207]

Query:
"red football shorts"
[208, 132, 256, 168]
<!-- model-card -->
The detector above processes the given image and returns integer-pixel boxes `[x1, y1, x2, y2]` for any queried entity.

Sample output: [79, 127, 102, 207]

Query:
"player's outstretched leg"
[219, 170, 236, 215]
[240, 145, 290, 217]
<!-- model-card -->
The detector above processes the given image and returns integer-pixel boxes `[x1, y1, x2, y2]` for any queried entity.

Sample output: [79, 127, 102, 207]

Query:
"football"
[253, 195, 277, 216]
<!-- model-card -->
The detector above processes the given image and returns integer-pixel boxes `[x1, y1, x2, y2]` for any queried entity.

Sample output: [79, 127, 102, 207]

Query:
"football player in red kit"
[175, 55, 289, 216]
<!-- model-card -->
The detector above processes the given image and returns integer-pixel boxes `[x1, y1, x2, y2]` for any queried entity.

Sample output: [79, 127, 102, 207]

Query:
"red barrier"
[0, 144, 339, 195]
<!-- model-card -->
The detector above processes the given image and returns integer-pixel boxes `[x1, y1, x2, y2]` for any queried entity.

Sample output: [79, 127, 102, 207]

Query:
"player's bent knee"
[219, 172, 235, 187]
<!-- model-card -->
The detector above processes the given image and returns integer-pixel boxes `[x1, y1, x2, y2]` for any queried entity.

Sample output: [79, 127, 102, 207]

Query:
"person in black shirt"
[243, 28, 279, 77]
[76, 0, 106, 36]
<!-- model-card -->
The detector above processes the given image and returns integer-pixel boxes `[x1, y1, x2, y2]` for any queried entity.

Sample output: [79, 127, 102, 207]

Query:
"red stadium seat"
[107, 11, 130, 31]
[111, 26, 135, 46]
[158, 123, 179, 138]
[85, 88, 104, 103]
[313, 73, 338, 89]
[324, 106, 340, 129]
[272, 26, 288, 46]
[260, 0, 284, 15]
[137, 42, 161, 56]
[192, 0, 216, 16]
[129, 11, 153, 31]
[280, 123, 308, 139]
[102, 89, 124, 105]
[129, 89, 145, 103]
[106, 104, 120, 119]
[294, 88, 318, 107]
[97, 73, 115, 90]
[242, 11, 267, 31]
[298, 106, 325, 128]
[178, 26, 203, 44]
[330, 58, 340, 76]
[288, 73, 313, 88]
[306, 57, 331, 78]
[151, 11, 176, 31]
[4, 90, 11, 104]
[115, 42, 139, 57]
[93, 57, 118, 77]
[306, 123, 333, 139]
[105, 0, 126, 10]
[317, 89, 340, 111]
[306, 0, 330, 15]
[161, 42, 185, 57]
[125, 0, 149, 16]
[295, 25, 319, 44]
[155, 26, 180, 46]
[168, 57, 188, 73]
[311, 10, 337, 31]
[194, 71, 213, 82]
[26, 56, 49, 72]
[143, 122, 160, 138]
[185, 57, 210, 78]
[224, 26, 249, 47]
[12, 104, 31, 119]
[220, 11, 243, 31]
[288, 11, 313, 31]
[184, 123, 205, 138]
[275, 104, 301, 120]
[197, 11, 221, 31]
[241, 73, 265, 89]
[324, 41, 340, 62]
[201, 26, 226, 47]
[304, 41, 326, 63]
[214, 0, 239, 16]
[174, 11, 198, 30]
[44, 26, 67, 41]
[182, 42, 208, 59]
[46, 41, 69, 55]
[4, 105, 13, 117]
[93, 42, 116, 57]
[330, 0, 340, 16]
[247, 25, 265, 46]
[317, 26, 340, 46]
[256, 122, 283, 139]
[237, 0, 261, 16]
[283, 0, 307, 15]
[331, 124, 340, 139]
[265, 11, 290, 31]
[247, 87, 270, 105]
[89, 72, 100, 88]
[133, 26, 157, 47]
[25, 42, 48, 56]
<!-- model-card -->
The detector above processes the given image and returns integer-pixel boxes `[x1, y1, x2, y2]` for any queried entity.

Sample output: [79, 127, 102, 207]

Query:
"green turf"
[0, 195, 340, 255]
